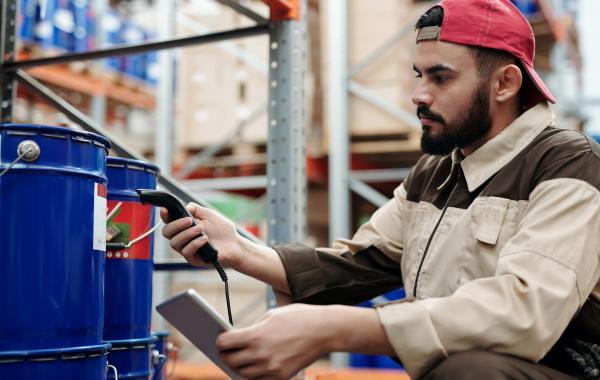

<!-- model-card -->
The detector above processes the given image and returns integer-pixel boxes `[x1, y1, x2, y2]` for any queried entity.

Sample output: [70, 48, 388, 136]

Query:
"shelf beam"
[26, 66, 155, 109]
[349, 179, 390, 208]
[3, 24, 269, 71]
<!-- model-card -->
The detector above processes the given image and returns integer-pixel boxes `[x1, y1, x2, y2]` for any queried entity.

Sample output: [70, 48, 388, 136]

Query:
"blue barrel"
[105, 157, 159, 379]
[152, 331, 171, 380]
[104, 157, 159, 341]
[107, 337, 157, 380]
[0, 343, 111, 379]
[0, 124, 110, 351]
[0, 124, 110, 379]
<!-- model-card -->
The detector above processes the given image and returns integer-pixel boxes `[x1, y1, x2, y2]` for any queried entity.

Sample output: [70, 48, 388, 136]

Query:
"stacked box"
[345, 0, 429, 137]
[175, 3, 243, 149]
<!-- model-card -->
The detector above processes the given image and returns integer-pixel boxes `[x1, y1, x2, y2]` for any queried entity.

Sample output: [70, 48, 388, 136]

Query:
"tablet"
[156, 289, 243, 380]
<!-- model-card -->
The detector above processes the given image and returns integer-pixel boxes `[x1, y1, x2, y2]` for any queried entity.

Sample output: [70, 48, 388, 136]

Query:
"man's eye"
[434, 75, 448, 83]
[414, 73, 422, 79]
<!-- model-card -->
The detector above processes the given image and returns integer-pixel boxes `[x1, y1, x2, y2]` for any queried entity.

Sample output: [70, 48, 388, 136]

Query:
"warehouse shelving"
[1, 0, 307, 247]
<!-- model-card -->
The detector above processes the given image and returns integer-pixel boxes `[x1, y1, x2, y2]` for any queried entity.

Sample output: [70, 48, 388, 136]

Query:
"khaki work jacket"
[274, 102, 600, 378]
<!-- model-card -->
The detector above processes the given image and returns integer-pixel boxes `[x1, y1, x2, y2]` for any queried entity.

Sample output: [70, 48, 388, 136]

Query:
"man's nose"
[412, 83, 433, 107]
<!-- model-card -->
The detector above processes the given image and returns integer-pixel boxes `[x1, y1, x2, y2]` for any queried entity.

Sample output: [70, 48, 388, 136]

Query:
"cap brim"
[522, 60, 557, 104]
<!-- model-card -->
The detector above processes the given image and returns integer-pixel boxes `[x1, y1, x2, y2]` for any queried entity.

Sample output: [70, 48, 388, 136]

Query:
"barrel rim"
[106, 336, 159, 349]
[0, 343, 112, 361]
[151, 330, 170, 338]
[0, 123, 111, 151]
[107, 156, 160, 174]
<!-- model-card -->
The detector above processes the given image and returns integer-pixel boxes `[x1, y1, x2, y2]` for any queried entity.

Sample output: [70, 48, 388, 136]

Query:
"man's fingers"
[181, 235, 209, 259]
[159, 207, 169, 223]
[216, 330, 252, 352]
[161, 216, 193, 239]
[219, 348, 264, 369]
[234, 364, 272, 380]
[169, 225, 204, 252]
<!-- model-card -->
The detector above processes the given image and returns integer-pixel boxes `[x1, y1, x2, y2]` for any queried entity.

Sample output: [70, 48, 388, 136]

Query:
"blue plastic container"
[122, 23, 147, 82]
[0, 343, 111, 380]
[104, 157, 159, 341]
[52, 0, 74, 51]
[19, 0, 37, 43]
[33, 0, 58, 49]
[71, 0, 92, 52]
[152, 331, 170, 380]
[0, 124, 110, 351]
[103, 9, 124, 73]
[106, 337, 157, 380]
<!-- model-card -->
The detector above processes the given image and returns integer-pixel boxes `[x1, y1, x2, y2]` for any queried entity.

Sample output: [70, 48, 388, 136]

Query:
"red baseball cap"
[416, 0, 557, 105]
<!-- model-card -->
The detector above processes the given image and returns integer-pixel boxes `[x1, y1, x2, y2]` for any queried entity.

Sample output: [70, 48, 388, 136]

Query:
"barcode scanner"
[136, 189, 233, 325]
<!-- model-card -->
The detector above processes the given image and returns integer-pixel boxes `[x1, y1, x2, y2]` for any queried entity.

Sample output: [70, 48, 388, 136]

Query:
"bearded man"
[162, 1, 600, 378]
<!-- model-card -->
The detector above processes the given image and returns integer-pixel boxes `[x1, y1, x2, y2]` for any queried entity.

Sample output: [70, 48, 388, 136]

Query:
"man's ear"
[492, 64, 523, 103]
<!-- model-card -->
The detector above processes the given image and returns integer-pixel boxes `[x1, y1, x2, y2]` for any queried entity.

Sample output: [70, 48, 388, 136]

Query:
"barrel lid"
[0, 123, 111, 151]
[107, 156, 160, 174]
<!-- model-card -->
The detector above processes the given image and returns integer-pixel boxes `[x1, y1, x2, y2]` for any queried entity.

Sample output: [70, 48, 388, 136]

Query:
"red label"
[97, 184, 107, 198]
[106, 200, 154, 260]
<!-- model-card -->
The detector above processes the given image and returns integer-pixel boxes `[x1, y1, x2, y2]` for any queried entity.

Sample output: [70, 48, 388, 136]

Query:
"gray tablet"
[156, 289, 243, 380]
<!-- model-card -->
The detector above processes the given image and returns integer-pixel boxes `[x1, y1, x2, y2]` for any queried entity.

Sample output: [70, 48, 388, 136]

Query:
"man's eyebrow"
[413, 64, 456, 74]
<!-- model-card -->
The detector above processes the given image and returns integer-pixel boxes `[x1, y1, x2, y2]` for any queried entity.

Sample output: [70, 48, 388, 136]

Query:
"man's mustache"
[417, 105, 446, 125]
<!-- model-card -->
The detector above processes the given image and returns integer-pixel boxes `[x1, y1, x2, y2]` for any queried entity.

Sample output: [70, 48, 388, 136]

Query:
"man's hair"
[415, 6, 520, 79]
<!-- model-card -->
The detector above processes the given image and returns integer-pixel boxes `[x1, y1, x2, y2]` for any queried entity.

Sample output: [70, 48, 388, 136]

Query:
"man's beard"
[419, 82, 492, 156]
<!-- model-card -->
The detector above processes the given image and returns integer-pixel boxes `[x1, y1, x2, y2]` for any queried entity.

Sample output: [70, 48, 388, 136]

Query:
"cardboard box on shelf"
[175, 2, 270, 150]
[175, 42, 239, 149]
[319, 0, 430, 153]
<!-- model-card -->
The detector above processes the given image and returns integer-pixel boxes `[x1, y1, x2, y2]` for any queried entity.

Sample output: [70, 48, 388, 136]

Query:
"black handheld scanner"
[136, 189, 219, 264]
[138, 189, 233, 325]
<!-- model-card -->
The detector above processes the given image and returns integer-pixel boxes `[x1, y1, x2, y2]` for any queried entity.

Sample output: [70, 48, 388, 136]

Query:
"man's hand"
[216, 304, 394, 380]
[216, 304, 332, 380]
[160, 203, 243, 268]
[160, 202, 291, 293]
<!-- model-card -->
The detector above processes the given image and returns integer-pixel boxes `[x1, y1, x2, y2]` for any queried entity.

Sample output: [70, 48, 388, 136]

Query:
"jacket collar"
[458, 102, 555, 192]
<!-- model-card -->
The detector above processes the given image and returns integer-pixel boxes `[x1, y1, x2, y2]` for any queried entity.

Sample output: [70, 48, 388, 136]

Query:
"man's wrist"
[232, 234, 256, 272]
[324, 305, 394, 355]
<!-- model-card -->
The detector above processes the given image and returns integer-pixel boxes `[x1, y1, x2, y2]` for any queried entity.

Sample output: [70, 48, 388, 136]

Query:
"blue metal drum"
[104, 157, 159, 341]
[0, 123, 110, 379]
[105, 157, 159, 379]
[0, 124, 110, 351]
[106, 337, 157, 380]
[0, 343, 111, 380]
[152, 331, 171, 380]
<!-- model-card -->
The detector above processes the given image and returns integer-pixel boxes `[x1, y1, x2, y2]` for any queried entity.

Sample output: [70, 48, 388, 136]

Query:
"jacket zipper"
[412, 168, 462, 298]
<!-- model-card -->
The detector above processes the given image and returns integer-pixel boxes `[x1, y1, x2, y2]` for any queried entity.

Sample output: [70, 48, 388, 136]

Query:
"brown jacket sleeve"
[273, 184, 407, 305]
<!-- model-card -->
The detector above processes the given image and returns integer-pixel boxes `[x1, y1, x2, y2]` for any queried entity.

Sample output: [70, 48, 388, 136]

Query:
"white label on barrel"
[93, 183, 107, 251]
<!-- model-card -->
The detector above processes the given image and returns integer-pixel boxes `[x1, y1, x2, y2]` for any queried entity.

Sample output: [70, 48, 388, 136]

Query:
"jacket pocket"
[471, 197, 509, 245]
